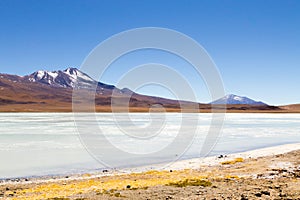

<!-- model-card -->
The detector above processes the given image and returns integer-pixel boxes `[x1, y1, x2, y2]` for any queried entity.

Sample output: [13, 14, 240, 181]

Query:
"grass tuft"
[167, 178, 212, 187]
[221, 157, 244, 165]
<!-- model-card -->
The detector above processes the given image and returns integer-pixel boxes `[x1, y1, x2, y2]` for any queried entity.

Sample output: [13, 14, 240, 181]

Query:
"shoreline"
[1, 142, 300, 199]
[1, 110, 300, 113]
[2, 142, 300, 185]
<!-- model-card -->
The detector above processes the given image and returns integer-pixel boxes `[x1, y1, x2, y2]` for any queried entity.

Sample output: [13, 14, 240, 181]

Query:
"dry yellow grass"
[5, 170, 211, 200]
[221, 157, 244, 165]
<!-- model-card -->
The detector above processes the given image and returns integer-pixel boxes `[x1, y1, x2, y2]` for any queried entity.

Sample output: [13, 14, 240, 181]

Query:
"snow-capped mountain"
[25, 68, 98, 89]
[211, 94, 267, 105]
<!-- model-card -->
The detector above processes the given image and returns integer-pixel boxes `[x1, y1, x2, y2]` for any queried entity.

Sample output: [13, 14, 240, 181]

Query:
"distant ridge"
[211, 94, 267, 105]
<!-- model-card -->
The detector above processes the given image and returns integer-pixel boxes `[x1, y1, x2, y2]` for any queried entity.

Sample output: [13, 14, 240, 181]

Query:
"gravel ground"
[1, 149, 300, 200]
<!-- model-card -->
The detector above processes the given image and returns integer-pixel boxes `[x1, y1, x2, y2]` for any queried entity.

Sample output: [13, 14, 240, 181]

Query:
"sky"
[0, 0, 299, 105]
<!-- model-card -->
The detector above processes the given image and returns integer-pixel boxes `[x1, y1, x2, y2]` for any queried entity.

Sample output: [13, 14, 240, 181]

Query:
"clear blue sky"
[0, 0, 299, 105]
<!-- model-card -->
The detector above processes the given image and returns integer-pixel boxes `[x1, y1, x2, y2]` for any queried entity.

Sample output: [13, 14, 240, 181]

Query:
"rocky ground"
[101, 177, 300, 200]
[1, 149, 300, 200]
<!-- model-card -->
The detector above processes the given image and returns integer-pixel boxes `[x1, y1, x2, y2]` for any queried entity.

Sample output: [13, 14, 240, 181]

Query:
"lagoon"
[0, 113, 299, 178]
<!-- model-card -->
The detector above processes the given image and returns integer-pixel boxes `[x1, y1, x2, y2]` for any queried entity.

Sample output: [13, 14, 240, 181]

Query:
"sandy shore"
[1, 143, 300, 199]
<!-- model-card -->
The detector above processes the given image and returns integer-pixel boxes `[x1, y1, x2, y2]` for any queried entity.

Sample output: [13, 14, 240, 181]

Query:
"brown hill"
[279, 104, 300, 113]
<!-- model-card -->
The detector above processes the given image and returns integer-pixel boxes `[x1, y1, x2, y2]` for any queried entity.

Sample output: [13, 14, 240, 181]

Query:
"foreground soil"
[1, 150, 300, 200]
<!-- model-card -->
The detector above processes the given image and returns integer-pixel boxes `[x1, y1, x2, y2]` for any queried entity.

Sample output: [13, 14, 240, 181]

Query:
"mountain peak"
[63, 67, 79, 74]
[211, 94, 267, 105]
[26, 67, 96, 88]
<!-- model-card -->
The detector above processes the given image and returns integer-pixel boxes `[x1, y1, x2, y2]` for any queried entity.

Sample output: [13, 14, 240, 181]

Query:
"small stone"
[255, 193, 262, 197]
[280, 193, 287, 197]
[261, 191, 270, 196]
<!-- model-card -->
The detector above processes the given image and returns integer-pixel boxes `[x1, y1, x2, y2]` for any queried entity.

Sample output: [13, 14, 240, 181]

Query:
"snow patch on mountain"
[36, 71, 46, 79]
[48, 71, 58, 79]
[233, 96, 243, 101]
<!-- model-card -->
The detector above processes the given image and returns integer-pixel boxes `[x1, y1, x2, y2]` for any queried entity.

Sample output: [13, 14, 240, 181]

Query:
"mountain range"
[0, 68, 296, 112]
[0, 68, 200, 112]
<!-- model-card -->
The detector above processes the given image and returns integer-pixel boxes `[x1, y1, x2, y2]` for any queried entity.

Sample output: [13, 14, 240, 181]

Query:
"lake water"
[0, 113, 300, 179]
